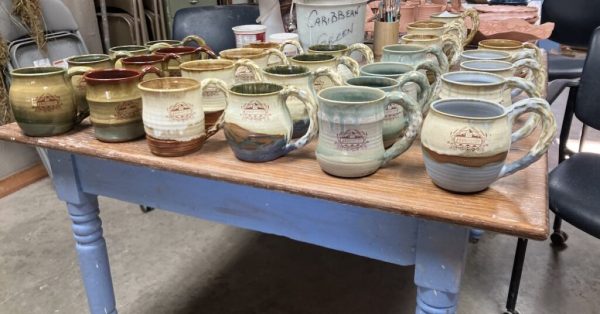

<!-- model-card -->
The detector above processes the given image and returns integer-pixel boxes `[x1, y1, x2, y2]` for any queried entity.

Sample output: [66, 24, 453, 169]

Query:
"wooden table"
[0, 120, 548, 314]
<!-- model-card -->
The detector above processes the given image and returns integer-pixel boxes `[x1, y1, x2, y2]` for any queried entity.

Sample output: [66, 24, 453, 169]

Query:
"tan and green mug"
[289, 53, 360, 92]
[138, 77, 228, 157]
[83, 67, 162, 142]
[9, 66, 91, 136]
[401, 33, 462, 67]
[219, 48, 288, 82]
[153, 46, 218, 76]
[244, 40, 304, 56]
[67, 54, 123, 113]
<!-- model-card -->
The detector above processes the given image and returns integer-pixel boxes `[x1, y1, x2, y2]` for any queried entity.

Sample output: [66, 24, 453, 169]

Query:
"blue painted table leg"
[48, 150, 117, 314]
[469, 229, 484, 243]
[414, 220, 469, 314]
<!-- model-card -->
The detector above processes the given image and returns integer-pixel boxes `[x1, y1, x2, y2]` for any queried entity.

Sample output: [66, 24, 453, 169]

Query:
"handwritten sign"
[296, 2, 366, 49]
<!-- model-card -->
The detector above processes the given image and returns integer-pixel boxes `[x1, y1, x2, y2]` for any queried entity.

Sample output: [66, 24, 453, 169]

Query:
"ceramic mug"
[244, 40, 304, 56]
[401, 33, 462, 67]
[67, 54, 121, 113]
[120, 54, 182, 80]
[430, 8, 480, 46]
[406, 20, 463, 44]
[460, 50, 513, 63]
[83, 67, 162, 142]
[345, 75, 428, 148]
[262, 65, 343, 138]
[382, 43, 449, 73]
[360, 61, 440, 108]
[307, 43, 375, 65]
[9, 66, 91, 136]
[138, 77, 227, 157]
[180, 59, 263, 130]
[219, 48, 288, 82]
[289, 53, 360, 92]
[146, 35, 208, 50]
[222, 82, 318, 162]
[153, 46, 218, 76]
[460, 59, 544, 103]
[421, 98, 556, 193]
[109, 45, 148, 59]
[315, 86, 422, 178]
[478, 39, 543, 65]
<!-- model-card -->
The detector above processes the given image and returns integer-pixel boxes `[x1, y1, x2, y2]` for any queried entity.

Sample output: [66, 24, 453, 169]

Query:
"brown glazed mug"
[120, 54, 182, 80]
[153, 46, 218, 76]
[83, 67, 163, 142]
[9, 66, 91, 136]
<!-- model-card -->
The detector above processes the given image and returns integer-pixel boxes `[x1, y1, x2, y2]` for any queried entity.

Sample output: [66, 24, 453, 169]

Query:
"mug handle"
[382, 91, 423, 165]
[395, 70, 431, 114]
[161, 53, 183, 73]
[112, 52, 132, 68]
[280, 40, 304, 55]
[462, 8, 479, 45]
[66, 66, 94, 124]
[181, 35, 207, 47]
[265, 48, 289, 66]
[506, 76, 543, 142]
[441, 34, 462, 67]
[499, 98, 557, 177]
[279, 87, 318, 154]
[512, 58, 544, 98]
[415, 60, 442, 105]
[425, 45, 449, 73]
[194, 46, 218, 59]
[148, 42, 172, 53]
[139, 66, 164, 81]
[443, 21, 465, 46]
[523, 42, 544, 67]
[337, 55, 361, 78]
[308, 66, 343, 98]
[233, 58, 264, 83]
[199, 78, 230, 138]
[345, 43, 375, 65]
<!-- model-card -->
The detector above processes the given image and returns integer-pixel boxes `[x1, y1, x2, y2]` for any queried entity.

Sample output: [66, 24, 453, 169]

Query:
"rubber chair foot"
[550, 230, 568, 246]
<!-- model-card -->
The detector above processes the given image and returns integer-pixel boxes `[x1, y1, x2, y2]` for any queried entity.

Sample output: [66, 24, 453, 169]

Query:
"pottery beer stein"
[262, 65, 343, 138]
[289, 53, 360, 91]
[316, 86, 423, 178]
[382, 43, 449, 73]
[180, 59, 263, 130]
[421, 98, 556, 193]
[460, 59, 544, 103]
[401, 33, 462, 67]
[9, 66, 91, 136]
[220, 48, 288, 82]
[121, 54, 182, 80]
[138, 77, 228, 157]
[222, 82, 318, 162]
[67, 54, 119, 113]
[83, 68, 162, 142]
[345, 75, 429, 148]
[430, 8, 480, 46]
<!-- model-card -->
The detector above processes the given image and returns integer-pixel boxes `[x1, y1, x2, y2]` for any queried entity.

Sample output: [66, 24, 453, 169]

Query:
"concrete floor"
[1, 90, 600, 314]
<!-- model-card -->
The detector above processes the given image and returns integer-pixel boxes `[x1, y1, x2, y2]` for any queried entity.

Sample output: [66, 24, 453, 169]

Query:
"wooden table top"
[0, 120, 549, 240]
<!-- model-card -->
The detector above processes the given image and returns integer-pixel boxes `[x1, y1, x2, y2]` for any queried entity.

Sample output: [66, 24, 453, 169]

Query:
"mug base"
[16, 121, 74, 137]
[146, 135, 205, 157]
[316, 153, 381, 178]
[93, 121, 145, 143]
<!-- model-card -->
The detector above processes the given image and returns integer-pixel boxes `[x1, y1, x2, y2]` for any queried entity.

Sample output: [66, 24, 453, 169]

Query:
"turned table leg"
[48, 150, 117, 314]
[414, 220, 469, 314]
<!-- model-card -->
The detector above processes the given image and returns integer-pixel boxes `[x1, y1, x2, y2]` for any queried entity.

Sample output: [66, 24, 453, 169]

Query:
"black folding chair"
[504, 27, 600, 314]
[172, 4, 260, 53]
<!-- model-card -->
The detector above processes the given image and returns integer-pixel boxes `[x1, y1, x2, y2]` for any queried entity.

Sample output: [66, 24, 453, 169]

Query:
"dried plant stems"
[12, 0, 46, 51]
[0, 35, 12, 125]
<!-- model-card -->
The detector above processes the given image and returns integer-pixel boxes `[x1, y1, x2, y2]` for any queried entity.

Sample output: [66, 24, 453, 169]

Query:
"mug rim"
[67, 54, 111, 65]
[345, 76, 400, 89]
[229, 82, 284, 96]
[461, 50, 512, 60]
[138, 77, 200, 92]
[121, 55, 165, 65]
[291, 53, 336, 63]
[460, 60, 513, 72]
[442, 71, 506, 87]
[109, 45, 147, 52]
[244, 41, 281, 49]
[407, 20, 446, 30]
[402, 34, 440, 41]
[180, 59, 234, 72]
[308, 44, 348, 52]
[317, 86, 386, 105]
[478, 39, 524, 50]
[263, 65, 310, 77]
[154, 47, 196, 55]
[430, 98, 508, 120]
[220, 48, 266, 60]
[360, 62, 415, 76]
[382, 44, 428, 54]
[145, 39, 182, 46]
[83, 68, 141, 85]
[11, 66, 65, 76]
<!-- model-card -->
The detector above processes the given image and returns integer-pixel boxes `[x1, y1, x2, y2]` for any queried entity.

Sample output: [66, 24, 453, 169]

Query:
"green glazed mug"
[316, 86, 423, 178]
[9, 66, 92, 136]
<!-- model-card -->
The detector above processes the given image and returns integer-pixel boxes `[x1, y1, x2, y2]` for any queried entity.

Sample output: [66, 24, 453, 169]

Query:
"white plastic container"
[232, 25, 267, 48]
[269, 32, 301, 56]
[294, 0, 368, 50]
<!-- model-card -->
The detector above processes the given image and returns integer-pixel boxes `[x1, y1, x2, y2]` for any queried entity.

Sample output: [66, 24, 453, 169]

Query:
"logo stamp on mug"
[167, 102, 195, 122]
[33, 94, 62, 112]
[448, 127, 488, 152]
[241, 100, 270, 121]
[336, 129, 369, 151]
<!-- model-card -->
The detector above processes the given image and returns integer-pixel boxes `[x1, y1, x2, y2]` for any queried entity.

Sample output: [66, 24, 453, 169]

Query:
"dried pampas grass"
[12, 0, 46, 51]
[0, 35, 12, 125]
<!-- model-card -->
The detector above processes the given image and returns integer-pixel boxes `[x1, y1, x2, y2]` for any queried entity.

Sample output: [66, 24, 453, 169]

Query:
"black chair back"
[541, 0, 600, 48]
[172, 5, 260, 53]
[574, 27, 600, 130]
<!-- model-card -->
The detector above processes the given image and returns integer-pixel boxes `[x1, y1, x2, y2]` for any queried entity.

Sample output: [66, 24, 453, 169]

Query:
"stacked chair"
[143, 0, 167, 40]
[95, 0, 149, 46]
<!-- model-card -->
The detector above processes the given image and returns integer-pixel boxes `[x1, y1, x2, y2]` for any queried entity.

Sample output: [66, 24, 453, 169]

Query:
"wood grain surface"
[0, 120, 549, 240]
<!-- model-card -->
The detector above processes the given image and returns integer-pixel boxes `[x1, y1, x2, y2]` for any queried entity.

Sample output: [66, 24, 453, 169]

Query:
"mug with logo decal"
[222, 82, 318, 162]
[9, 66, 92, 136]
[421, 98, 556, 193]
[316, 86, 423, 178]
[83, 68, 162, 142]
[138, 77, 228, 157]
[120, 54, 182, 80]
[289, 53, 360, 92]
[219, 48, 288, 82]
[153, 46, 218, 76]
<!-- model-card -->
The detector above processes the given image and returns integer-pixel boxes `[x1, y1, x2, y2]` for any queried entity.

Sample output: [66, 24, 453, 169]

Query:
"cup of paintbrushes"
[374, 21, 400, 61]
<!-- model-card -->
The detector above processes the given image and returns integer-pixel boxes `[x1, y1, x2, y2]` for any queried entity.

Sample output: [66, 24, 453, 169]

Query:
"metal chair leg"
[504, 238, 528, 314]
[550, 216, 569, 246]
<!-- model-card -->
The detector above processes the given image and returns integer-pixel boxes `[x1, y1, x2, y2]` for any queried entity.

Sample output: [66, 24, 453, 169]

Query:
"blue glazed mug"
[316, 86, 423, 178]
[421, 98, 556, 193]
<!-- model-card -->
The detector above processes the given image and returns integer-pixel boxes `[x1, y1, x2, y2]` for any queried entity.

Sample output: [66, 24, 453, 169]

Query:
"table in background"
[0, 121, 548, 314]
